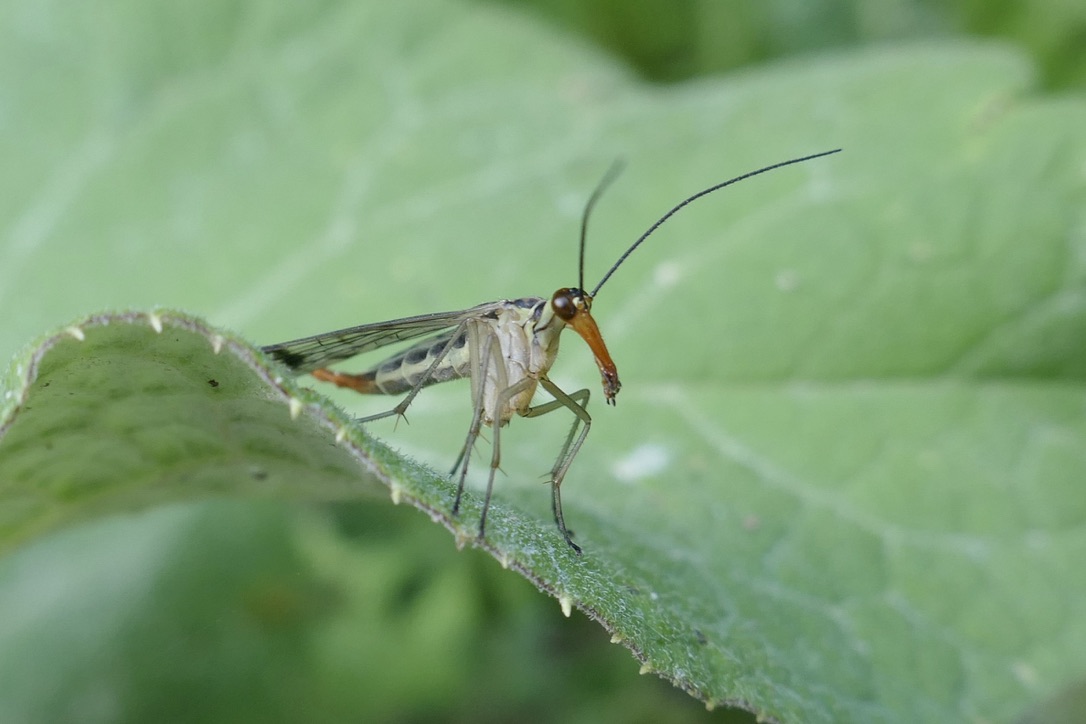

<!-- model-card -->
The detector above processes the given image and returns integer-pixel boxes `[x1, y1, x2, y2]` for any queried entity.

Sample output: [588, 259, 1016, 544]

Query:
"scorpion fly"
[262, 149, 841, 554]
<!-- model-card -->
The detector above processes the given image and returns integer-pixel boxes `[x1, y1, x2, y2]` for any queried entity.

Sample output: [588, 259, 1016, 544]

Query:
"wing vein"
[261, 301, 509, 373]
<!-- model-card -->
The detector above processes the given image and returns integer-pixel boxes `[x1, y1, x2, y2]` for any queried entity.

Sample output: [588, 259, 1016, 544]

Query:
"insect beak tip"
[603, 376, 620, 405]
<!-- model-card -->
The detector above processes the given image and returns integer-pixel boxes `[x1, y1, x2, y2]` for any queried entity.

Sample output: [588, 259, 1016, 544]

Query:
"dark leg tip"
[561, 527, 581, 555]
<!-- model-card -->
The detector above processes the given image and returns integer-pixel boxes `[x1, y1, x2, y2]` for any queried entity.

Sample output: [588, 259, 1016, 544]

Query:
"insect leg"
[448, 322, 536, 543]
[523, 377, 592, 554]
[478, 373, 536, 543]
[452, 321, 495, 514]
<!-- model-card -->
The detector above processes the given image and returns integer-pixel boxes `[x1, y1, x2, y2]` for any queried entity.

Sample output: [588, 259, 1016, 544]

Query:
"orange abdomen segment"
[311, 368, 384, 394]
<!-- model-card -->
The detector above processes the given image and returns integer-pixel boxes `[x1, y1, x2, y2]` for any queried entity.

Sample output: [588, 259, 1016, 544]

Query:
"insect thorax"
[362, 297, 564, 414]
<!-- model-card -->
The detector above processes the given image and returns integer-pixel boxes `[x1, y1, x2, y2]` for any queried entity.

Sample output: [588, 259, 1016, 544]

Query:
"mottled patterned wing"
[262, 301, 506, 374]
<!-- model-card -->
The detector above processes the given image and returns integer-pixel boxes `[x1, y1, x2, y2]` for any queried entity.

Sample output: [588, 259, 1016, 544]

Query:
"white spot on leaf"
[653, 260, 683, 288]
[775, 269, 799, 292]
[611, 443, 670, 483]
[908, 241, 933, 263]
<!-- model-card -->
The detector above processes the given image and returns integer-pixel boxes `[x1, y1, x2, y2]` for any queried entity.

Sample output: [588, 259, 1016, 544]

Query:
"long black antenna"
[578, 159, 626, 292]
[589, 149, 841, 297]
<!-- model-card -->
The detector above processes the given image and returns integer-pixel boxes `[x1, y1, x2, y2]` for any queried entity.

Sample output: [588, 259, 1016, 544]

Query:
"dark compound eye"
[551, 289, 578, 321]
[551, 288, 594, 320]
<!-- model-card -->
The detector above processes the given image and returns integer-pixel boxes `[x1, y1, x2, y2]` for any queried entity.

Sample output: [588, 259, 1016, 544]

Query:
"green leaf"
[2, 1, 1086, 722]
[0, 311, 388, 553]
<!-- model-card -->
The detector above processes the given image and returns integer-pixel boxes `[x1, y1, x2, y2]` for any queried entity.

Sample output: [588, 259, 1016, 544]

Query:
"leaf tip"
[209, 334, 224, 355]
[65, 326, 86, 342]
[558, 595, 572, 618]
[288, 397, 303, 420]
[147, 312, 163, 333]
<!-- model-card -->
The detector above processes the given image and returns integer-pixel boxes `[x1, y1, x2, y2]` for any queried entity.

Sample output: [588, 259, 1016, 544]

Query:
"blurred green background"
[1, 1, 1084, 723]
[488, 0, 1086, 89]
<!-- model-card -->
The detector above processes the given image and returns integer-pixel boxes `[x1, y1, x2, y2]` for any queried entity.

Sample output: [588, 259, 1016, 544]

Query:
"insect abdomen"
[362, 331, 470, 395]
